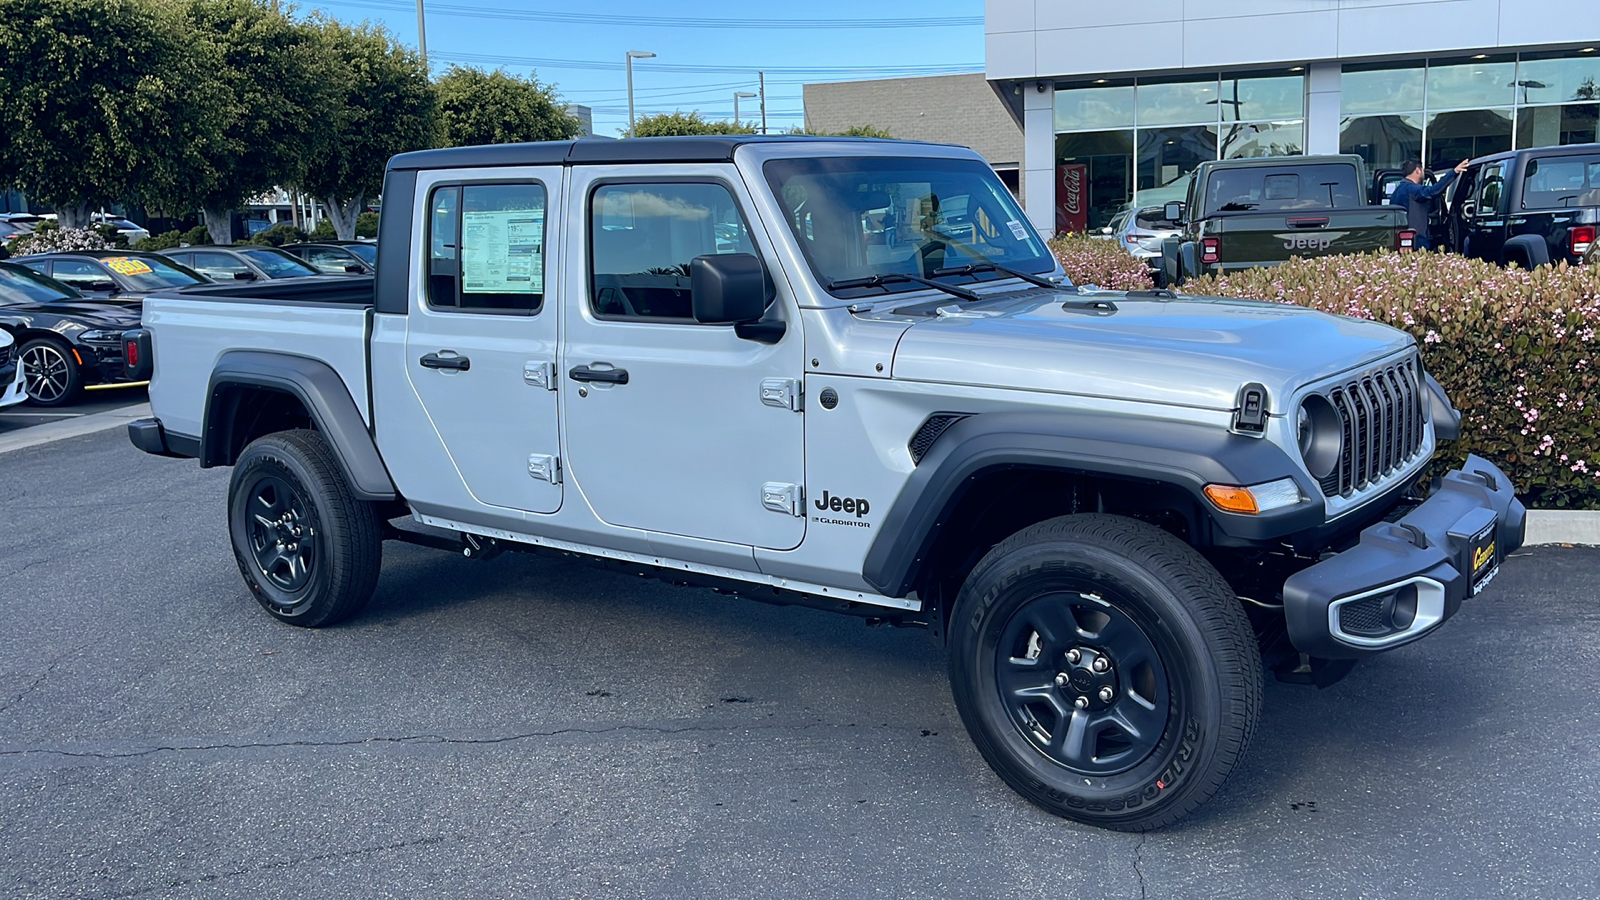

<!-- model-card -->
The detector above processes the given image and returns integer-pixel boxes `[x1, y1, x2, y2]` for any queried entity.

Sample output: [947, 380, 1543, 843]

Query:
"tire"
[19, 337, 82, 407]
[227, 429, 382, 627]
[948, 514, 1262, 831]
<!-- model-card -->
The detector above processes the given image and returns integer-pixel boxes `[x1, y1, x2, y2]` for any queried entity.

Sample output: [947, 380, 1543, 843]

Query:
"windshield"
[0, 263, 79, 305]
[101, 256, 208, 290]
[1522, 154, 1600, 210]
[1204, 164, 1362, 216]
[236, 247, 320, 278]
[344, 243, 377, 264]
[763, 156, 1052, 296]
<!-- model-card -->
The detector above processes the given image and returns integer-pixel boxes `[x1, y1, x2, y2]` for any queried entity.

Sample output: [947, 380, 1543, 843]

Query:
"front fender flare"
[204, 350, 397, 501]
[860, 412, 1323, 597]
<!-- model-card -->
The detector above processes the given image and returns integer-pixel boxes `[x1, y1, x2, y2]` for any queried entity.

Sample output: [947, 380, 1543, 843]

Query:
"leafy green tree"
[310, 219, 338, 241]
[299, 17, 436, 240]
[175, 0, 341, 245]
[435, 65, 581, 147]
[784, 124, 895, 138]
[630, 111, 757, 137]
[0, 0, 229, 227]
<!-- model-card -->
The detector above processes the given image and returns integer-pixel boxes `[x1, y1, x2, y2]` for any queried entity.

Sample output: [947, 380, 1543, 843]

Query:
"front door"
[561, 169, 806, 551]
[1464, 162, 1508, 262]
[404, 170, 564, 514]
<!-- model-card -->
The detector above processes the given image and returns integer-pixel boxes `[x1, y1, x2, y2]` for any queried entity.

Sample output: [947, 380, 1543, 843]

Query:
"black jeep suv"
[1443, 143, 1599, 267]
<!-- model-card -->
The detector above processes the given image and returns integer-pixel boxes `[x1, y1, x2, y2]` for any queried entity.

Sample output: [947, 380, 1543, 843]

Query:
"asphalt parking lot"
[3, 425, 1598, 899]
[0, 386, 148, 438]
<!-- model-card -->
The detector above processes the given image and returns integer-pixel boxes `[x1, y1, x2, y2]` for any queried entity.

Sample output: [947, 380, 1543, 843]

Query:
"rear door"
[560, 166, 806, 551]
[403, 169, 564, 514]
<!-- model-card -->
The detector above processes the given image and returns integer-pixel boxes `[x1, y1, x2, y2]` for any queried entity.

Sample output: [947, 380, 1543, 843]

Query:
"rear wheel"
[19, 338, 82, 406]
[228, 429, 382, 627]
[948, 514, 1261, 831]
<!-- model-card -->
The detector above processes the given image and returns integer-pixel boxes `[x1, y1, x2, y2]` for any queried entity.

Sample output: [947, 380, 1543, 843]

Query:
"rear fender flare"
[204, 350, 397, 501]
[1505, 234, 1550, 268]
[860, 412, 1323, 597]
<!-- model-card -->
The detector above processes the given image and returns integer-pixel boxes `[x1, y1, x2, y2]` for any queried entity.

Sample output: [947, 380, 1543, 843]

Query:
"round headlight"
[1298, 395, 1342, 480]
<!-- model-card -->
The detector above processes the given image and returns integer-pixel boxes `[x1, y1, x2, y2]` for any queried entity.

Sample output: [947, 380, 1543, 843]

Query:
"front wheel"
[227, 429, 382, 627]
[948, 514, 1261, 831]
[20, 338, 82, 406]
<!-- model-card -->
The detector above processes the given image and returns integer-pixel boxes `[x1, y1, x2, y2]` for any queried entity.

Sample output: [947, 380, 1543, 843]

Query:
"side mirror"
[232, 271, 257, 281]
[86, 280, 117, 293]
[690, 253, 768, 325]
[1163, 201, 1186, 224]
[1100, 226, 1113, 235]
[344, 264, 366, 273]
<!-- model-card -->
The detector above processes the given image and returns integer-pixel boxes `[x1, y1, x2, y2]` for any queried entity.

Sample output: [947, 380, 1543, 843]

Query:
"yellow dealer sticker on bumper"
[103, 257, 152, 277]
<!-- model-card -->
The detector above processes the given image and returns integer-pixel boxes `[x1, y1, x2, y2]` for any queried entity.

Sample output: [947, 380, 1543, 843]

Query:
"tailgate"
[1214, 209, 1403, 267]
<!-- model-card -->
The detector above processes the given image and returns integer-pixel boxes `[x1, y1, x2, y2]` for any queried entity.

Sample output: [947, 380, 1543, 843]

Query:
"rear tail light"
[122, 329, 152, 380]
[1396, 229, 1416, 251]
[124, 338, 139, 369]
[1571, 225, 1595, 257]
[1200, 236, 1221, 264]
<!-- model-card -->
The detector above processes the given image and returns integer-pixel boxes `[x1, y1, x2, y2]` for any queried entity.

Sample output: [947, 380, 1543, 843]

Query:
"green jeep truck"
[1161, 155, 1415, 284]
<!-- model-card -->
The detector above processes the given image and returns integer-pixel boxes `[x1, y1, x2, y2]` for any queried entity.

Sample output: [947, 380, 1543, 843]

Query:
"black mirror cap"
[232, 271, 257, 281]
[690, 253, 768, 325]
[1163, 201, 1185, 223]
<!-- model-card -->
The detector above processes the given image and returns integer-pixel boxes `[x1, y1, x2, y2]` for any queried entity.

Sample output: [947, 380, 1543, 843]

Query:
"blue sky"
[298, 0, 985, 137]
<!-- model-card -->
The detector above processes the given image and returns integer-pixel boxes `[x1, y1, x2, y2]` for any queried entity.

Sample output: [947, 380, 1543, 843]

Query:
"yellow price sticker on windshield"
[103, 257, 153, 277]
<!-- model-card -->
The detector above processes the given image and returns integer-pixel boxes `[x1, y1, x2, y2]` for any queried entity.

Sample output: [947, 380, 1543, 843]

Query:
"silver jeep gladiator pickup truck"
[125, 136, 1525, 830]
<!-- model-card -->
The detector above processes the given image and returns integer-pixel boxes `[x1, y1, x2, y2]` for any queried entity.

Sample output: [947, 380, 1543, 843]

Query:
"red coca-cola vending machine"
[1055, 163, 1088, 234]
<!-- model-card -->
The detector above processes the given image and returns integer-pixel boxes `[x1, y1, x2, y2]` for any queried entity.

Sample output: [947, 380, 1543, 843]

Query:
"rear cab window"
[1521, 153, 1600, 210]
[427, 182, 548, 313]
[1203, 164, 1362, 216]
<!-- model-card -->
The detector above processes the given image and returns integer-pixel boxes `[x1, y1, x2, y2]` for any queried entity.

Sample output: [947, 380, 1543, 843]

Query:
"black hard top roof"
[18, 249, 173, 260]
[1469, 142, 1600, 166]
[387, 135, 926, 172]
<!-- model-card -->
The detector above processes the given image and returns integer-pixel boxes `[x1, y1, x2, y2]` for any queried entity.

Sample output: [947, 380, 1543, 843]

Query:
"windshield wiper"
[932, 262, 1057, 290]
[826, 272, 980, 302]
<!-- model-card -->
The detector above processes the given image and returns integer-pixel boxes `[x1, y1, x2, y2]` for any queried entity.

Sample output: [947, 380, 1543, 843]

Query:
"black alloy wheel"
[19, 338, 82, 406]
[244, 474, 317, 594]
[994, 587, 1170, 776]
[227, 429, 382, 627]
[949, 514, 1262, 831]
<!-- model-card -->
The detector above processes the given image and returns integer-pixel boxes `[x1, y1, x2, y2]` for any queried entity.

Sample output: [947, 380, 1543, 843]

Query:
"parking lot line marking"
[0, 402, 151, 455]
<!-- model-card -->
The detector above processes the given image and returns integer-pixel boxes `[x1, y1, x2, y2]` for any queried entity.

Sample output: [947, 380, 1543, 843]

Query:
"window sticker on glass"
[462, 205, 545, 294]
[1006, 220, 1029, 241]
[103, 257, 153, 277]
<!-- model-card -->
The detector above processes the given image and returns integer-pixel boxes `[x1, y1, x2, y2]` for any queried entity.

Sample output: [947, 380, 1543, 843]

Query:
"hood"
[33, 299, 143, 328]
[888, 289, 1415, 411]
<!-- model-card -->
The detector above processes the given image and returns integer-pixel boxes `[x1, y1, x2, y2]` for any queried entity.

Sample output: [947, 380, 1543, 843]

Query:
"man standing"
[1390, 157, 1470, 250]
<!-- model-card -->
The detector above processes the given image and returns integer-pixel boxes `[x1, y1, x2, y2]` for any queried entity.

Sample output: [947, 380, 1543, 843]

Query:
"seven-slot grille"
[0, 345, 11, 367]
[1317, 356, 1426, 497]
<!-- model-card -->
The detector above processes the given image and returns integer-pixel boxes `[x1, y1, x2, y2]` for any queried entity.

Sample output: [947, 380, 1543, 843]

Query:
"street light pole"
[626, 51, 656, 138]
[758, 72, 767, 135]
[415, 0, 427, 68]
[734, 92, 757, 128]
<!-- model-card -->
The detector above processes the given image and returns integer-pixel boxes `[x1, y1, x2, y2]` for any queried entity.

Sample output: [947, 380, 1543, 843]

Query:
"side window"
[426, 182, 546, 313]
[303, 247, 351, 273]
[589, 181, 754, 321]
[1475, 164, 1505, 215]
[51, 260, 114, 290]
[191, 251, 252, 281]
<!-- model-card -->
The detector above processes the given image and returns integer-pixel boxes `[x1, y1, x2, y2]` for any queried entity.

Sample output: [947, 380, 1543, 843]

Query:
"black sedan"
[0, 261, 143, 406]
[159, 245, 321, 282]
[280, 241, 376, 275]
[14, 250, 208, 302]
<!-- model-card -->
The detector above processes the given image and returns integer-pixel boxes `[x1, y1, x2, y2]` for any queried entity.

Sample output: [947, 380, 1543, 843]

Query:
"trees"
[0, 0, 228, 226]
[436, 65, 581, 147]
[630, 111, 758, 138]
[298, 17, 436, 240]
[175, 0, 339, 245]
[785, 124, 895, 138]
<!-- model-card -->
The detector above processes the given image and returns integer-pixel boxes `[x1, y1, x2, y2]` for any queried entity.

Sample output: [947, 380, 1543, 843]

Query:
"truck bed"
[168, 275, 374, 307]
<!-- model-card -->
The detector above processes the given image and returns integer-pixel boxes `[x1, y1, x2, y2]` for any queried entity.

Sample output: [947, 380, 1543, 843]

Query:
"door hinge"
[523, 361, 557, 391]
[760, 377, 802, 411]
[761, 482, 804, 516]
[528, 453, 561, 484]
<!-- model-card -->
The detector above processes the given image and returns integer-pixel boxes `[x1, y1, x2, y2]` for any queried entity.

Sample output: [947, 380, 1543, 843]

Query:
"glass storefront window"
[1225, 74, 1305, 121]
[1515, 53, 1600, 105]
[1341, 66, 1424, 115]
[1054, 83, 1135, 132]
[1427, 108, 1512, 167]
[1136, 126, 1218, 191]
[1221, 120, 1304, 158]
[1340, 114, 1423, 172]
[1426, 56, 1516, 110]
[1516, 103, 1600, 147]
[1056, 131, 1134, 231]
[1137, 77, 1222, 127]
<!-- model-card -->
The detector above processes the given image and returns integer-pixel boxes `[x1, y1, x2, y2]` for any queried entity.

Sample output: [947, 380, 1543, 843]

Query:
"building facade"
[804, 73, 1024, 192]
[987, 0, 1600, 233]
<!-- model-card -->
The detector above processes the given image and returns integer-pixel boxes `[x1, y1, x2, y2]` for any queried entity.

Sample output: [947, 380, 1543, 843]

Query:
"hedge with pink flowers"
[1184, 252, 1600, 509]
[1049, 233, 1157, 291]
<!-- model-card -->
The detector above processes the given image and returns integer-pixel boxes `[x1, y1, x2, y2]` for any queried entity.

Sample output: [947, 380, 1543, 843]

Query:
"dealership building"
[985, 1, 1600, 234]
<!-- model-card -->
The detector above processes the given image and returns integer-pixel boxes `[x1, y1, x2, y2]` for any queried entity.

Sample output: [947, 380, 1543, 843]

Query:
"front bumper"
[0, 358, 22, 408]
[1282, 455, 1525, 658]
